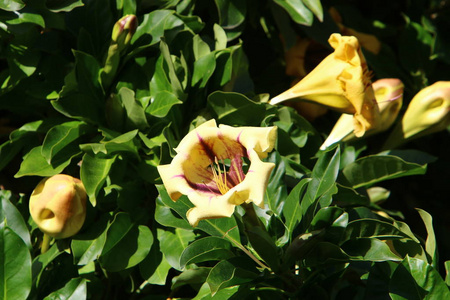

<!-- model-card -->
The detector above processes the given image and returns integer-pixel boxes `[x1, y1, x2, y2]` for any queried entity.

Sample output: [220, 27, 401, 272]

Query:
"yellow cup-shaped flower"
[383, 81, 450, 149]
[29, 174, 87, 239]
[270, 33, 379, 137]
[321, 78, 404, 149]
[157, 119, 277, 227]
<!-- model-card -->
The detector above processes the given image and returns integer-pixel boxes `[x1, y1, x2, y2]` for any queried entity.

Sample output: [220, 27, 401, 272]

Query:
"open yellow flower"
[29, 174, 87, 239]
[157, 119, 277, 227]
[383, 81, 450, 149]
[321, 78, 404, 149]
[270, 33, 380, 137]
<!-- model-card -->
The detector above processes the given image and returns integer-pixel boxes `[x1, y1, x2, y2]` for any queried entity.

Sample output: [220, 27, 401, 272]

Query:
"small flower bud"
[29, 174, 87, 239]
[111, 15, 137, 52]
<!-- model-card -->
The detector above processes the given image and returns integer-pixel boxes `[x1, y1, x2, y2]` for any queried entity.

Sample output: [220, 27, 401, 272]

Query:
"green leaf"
[139, 244, 172, 285]
[303, 0, 323, 22]
[207, 91, 265, 126]
[0, 0, 25, 11]
[206, 259, 257, 296]
[43, 277, 87, 300]
[343, 155, 428, 189]
[117, 87, 149, 131]
[300, 147, 340, 230]
[390, 256, 450, 300]
[158, 228, 196, 271]
[0, 191, 31, 249]
[273, 0, 314, 26]
[344, 219, 417, 241]
[99, 213, 153, 271]
[159, 39, 185, 100]
[41, 121, 91, 164]
[416, 209, 437, 268]
[131, 10, 184, 46]
[283, 178, 310, 239]
[342, 238, 401, 262]
[147, 91, 182, 118]
[214, 0, 246, 40]
[180, 236, 234, 269]
[52, 51, 104, 125]
[80, 130, 139, 157]
[0, 222, 32, 300]
[5, 12, 45, 27]
[309, 206, 348, 244]
[45, 0, 84, 12]
[155, 198, 192, 230]
[15, 146, 74, 178]
[80, 152, 116, 206]
[172, 267, 211, 290]
[191, 52, 217, 88]
[71, 213, 110, 265]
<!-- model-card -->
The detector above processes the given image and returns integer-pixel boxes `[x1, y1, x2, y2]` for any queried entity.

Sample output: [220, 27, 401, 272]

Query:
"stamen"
[211, 157, 230, 195]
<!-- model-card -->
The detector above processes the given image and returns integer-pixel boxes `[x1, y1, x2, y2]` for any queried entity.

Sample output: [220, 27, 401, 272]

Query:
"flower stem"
[41, 233, 51, 254]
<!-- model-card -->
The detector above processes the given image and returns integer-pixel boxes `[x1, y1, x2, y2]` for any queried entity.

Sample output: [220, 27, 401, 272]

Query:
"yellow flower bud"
[383, 81, 450, 148]
[111, 14, 138, 52]
[29, 174, 87, 239]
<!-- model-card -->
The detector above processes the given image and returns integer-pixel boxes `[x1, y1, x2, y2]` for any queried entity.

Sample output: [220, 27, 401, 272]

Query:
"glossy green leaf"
[15, 146, 74, 177]
[41, 121, 90, 164]
[80, 130, 139, 157]
[5, 12, 45, 27]
[180, 236, 234, 268]
[118, 87, 149, 131]
[159, 39, 185, 100]
[214, 0, 246, 40]
[43, 277, 87, 300]
[0, 0, 25, 11]
[445, 261, 450, 286]
[265, 152, 288, 219]
[342, 238, 401, 262]
[207, 91, 265, 126]
[172, 267, 211, 290]
[155, 198, 192, 230]
[273, 0, 314, 26]
[303, 0, 323, 21]
[344, 219, 416, 241]
[246, 225, 280, 271]
[416, 209, 437, 267]
[148, 91, 182, 117]
[192, 52, 217, 88]
[343, 155, 428, 189]
[71, 214, 110, 265]
[80, 152, 116, 206]
[206, 259, 257, 296]
[0, 191, 31, 249]
[0, 222, 32, 300]
[158, 228, 196, 271]
[140, 244, 172, 285]
[390, 256, 450, 299]
[300, 147, 340, 229]
[132, 10, 184, 46]
[309, 206, 348, 244]
[283, 178, 310, 238]
[99, 213, 153, 271]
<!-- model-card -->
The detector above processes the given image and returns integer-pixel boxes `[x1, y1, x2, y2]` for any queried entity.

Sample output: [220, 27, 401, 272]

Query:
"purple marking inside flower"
[197, 132, 216, 161]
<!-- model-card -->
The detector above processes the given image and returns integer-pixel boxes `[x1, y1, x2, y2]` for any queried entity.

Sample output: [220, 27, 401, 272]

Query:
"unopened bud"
[29, 174, 87, 239]
[111, 15, 137, 51]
